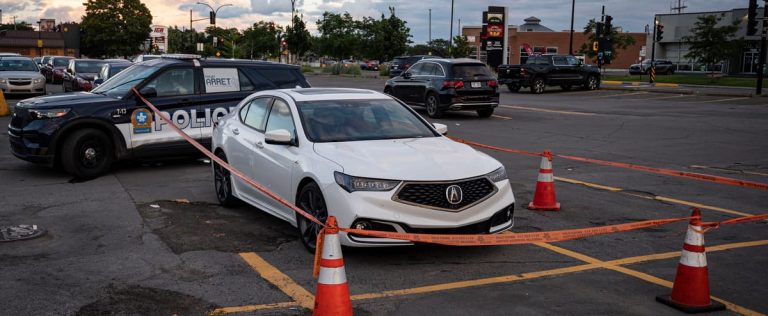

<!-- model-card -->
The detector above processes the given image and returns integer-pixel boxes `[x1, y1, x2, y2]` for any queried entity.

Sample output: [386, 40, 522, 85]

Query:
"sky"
[0, 0, 749, 43]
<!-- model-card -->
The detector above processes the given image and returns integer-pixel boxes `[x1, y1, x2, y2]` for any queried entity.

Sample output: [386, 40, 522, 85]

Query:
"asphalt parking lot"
[1, 79, 766, 315]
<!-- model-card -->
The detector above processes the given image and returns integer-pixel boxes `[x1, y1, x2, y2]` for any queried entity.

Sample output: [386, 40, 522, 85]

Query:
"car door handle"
[255, 141, 264, 149]
[232, 128, 240, 135]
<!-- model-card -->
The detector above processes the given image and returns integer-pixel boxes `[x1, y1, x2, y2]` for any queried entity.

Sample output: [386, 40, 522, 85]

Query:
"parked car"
[63, 59, 108, 92]
[39, 56, 53, 71]
[384, 58, 499, 118]
[0, 52, 21, 56]
[33, 57, 43, 67]
[497, 54, 600, 94]
[9, 55, 310, 178]
[359, 60, 379, 71]
[42, 56, 73, 83]
[0, 56, 46, 96]
[211, 88, 515, 251]
[389, 55, 440, 78]
[629, 59, 677, 75]
[93, 61, 133, 88]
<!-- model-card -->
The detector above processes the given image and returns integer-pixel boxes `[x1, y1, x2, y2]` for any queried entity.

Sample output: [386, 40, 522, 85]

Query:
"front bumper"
[322, 179, 516, 247]
[0, 81, 46, 95]
[8, 126, 54, 165]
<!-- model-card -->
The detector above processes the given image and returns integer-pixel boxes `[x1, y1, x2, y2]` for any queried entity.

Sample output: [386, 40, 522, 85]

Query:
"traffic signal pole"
[650, 17, 657, 84]
[757, 4, 767, 95]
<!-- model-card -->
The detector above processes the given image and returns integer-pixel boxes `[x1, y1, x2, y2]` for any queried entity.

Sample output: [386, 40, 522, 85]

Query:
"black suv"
[384, 59, 499, 118]
[9, 55, 310, 178]
[389, 55, 440, 78]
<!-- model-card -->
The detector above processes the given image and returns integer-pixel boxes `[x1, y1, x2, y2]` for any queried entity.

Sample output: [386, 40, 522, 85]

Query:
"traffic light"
[210, 11, 216, 25]
[656, 23, 664, 42]
[592, 41, 598, 51]
[748, 0, 758, 36]
[595, 21, 603, 39]
[604, 15, 613, 38]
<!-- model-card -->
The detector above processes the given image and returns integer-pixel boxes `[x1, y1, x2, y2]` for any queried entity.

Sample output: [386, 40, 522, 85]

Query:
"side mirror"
[139, 87, 157, 98]
[265, 129, 294, 146]
[94, 78, 104, 85]
[402, 72, 412, 79]
[433, 123, 448, 135]
[66, 68, 73, 74]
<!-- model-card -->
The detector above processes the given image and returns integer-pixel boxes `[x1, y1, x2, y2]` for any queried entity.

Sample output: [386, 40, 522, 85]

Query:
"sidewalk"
[601, 80, 758, 97]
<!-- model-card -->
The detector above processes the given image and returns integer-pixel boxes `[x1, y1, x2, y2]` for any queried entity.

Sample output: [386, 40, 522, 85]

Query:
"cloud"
[40, 5, 82, 23]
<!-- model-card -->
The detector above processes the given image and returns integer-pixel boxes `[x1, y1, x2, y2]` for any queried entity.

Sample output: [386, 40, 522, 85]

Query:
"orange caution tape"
[702, 213, 768, 229]
[132, 89, 325, 227]
[450, 137, 768, 191]
[341, 217, 690, 246]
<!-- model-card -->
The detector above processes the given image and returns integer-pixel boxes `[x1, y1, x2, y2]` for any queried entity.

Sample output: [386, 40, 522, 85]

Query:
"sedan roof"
[274, 88, 391, 103]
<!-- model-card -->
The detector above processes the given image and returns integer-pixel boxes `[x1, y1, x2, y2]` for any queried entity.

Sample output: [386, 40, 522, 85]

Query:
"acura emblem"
[446, 185, 463, 205]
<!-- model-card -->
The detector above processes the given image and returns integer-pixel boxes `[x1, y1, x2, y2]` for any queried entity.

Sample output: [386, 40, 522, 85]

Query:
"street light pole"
[569, 0, 575, 54]
[196, 2, 232, 29]
[36, 20, 41, 57]
[429, 9, 432, 42]
[449, 0, 454, 56]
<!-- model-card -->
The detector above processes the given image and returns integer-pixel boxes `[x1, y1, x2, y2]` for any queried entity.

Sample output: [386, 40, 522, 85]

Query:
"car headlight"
[334, 171, 401, 193]
[487, 166, 508, 182]
[0, 78, 6, 84]
[30, 108, 70, 119]
[33, 78, 44, 84]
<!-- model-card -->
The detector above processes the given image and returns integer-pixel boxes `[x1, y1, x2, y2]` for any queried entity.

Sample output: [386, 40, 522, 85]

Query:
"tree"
[316, 12, 361, 60]
[682, 14, 743, 73]
[167, 26, 202, 54]
[427, 39, 450, 57]
[0, 23, 34, 31]
[367, 7, 411, 61]
[452, 35, 472, 58]
[285, 14, 312, 61]
[80, 0, 152, 57]
[242, 21, 282, 60]
[577, 19, 636, 62]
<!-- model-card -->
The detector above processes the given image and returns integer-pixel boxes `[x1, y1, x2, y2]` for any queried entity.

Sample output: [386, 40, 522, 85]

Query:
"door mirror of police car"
[94, 78, 104, 85]
[265, 129, 294, 146]
[433, 123, 448, 135]
[402, 72, 412, 79]
[139, 87, 157, 98]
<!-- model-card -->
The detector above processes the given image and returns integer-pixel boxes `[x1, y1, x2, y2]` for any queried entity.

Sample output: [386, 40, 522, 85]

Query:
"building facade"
[463, 17, 647, 69]
[652, 8, 759, 74]
[0, 23, 80, 57]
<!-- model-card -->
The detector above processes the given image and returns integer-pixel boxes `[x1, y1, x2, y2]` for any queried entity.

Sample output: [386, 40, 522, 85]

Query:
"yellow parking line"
[654, 83, 679, 87]
[238, 252, 315, 309]
[646, 94, 689, 100]
[554, 176, 753, 217]
[535, 243, 763, 316]
[608, 239, 768, 266]
[210, 301, 299, 315]
[500, 105, 597, 116]
[492, 114, 513, 120]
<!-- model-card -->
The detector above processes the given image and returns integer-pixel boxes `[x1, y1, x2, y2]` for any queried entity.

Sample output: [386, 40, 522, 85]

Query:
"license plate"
[471, 82, 481, 88]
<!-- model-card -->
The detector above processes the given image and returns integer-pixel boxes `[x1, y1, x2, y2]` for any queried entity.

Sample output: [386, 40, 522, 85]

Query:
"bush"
[379, 66, 390, 77]
[300, 65, 314, 73]
[322, 63, 361, 76]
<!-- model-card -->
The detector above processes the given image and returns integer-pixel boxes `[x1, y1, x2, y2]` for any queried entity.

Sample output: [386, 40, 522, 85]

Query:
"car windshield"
[0, 59, 38, 72]
[141, 56, 159, 61]
[452, 64, 493, 78]
[393, 58, 408, 64]
[91, 65, 157, 99]
[297, 99, 437, 142]
[75, 61, 105, 73]
[108, 65, 130, 77]
[53, 58, 70, 67]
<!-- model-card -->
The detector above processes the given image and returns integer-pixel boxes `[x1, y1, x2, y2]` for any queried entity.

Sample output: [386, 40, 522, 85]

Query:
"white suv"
[211, 88, 516, 251]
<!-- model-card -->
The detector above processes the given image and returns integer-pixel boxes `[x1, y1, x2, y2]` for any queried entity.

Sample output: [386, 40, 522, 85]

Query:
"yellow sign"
[215, 51, 221, 57]
[592, 41, 598, 51]
[37, 39, 43, 48]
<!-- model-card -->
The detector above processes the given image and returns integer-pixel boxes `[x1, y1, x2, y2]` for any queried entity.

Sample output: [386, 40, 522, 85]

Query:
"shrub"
[300, 65, 314, 73]
[379, 66, 390, 77]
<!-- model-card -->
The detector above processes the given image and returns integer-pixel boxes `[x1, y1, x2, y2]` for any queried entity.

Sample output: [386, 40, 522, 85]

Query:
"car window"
[0, 59, 38, 72]
[421, 63, 437, 76]
[108, 65, 130, 77]
[145, 68, 195, 97]
[53, 58, 70, 67]
[239, 70, 254, 91]
[75, 61, 105, 73]
[255, 69, 304, 89]
[241, 97, 272, 131]
[451, 64, 493, 78]
[265, 99, 296, 140]
[298, 99, 437, 143]
[432, 63, 446, 77]
[552, 56, 568, 66]
[566, 56, 580, 65]
[406, 63, 423, 75]
[91, 64, 159, 98]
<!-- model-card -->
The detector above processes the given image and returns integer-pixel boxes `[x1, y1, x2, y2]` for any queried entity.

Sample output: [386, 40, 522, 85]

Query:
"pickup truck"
[497, 54, 601, 94]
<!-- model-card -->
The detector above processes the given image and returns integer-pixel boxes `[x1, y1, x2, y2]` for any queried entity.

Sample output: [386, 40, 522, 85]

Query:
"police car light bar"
[161, 54, 202, 60]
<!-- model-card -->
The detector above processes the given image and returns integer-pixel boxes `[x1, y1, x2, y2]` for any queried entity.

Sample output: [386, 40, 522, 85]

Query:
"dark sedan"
[62, 59, 107, 92]
[43, 56, 73, 84]
[384, 58, 499, 118]
[93, 61, 132, 88]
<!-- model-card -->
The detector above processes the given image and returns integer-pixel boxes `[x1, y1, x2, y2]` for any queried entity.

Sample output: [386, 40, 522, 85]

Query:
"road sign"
[37, 39, 43, 48]
[640, 46, 646, 57]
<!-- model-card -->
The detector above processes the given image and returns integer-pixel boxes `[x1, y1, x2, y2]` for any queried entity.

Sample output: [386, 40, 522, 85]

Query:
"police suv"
[9, 55, 310, 178]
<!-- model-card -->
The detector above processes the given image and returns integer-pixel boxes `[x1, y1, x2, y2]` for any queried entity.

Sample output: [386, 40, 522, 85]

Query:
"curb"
[601, 85, 752, 97]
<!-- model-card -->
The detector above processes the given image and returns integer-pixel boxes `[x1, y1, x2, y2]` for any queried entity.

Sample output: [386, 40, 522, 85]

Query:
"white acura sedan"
[211, 88, 515, 251]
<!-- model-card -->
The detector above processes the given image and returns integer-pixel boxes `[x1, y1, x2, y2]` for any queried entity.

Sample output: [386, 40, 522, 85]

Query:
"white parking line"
[499, 105, 597, 116]
[616, 94, 690, 101]
[590, 91, 649, 98]
[695, 97, 750, 103]
[492, 115, 513, 120]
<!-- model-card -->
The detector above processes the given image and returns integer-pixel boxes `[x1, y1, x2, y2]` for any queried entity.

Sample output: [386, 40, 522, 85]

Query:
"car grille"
[9, 80, 32, 86]
[394, 176, 497, 212]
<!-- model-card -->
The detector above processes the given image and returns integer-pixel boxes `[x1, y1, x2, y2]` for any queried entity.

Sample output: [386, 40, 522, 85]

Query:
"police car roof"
[139, 57, 298, 69]
[275, 88, 390, 103]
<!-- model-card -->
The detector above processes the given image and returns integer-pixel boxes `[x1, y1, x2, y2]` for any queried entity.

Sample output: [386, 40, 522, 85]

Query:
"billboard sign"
[40, 19, 55, 32]
[149, 25, 169, 53]
[482, 6, 507, 69]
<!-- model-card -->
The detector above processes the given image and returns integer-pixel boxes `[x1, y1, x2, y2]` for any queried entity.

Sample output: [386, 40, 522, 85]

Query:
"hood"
[0, 71, 45, 79]
[17, 92, 118, 109]
[77, 73, 97, 81]
[313, 137, 501, 181]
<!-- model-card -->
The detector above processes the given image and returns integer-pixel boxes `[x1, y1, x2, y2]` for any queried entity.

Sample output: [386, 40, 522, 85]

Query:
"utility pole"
[429, 9, 432, 42]
[671, 0, 687, 14]
[449, 0, 454, 56]
[569, 0, 575, 54]
[650, 16, 658, 84]
[757, 3, 767, 95]
[13, 16, 17, 30]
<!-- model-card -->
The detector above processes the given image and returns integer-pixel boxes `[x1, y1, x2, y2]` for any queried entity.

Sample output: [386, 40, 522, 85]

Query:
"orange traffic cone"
[0, 90, 9, 117]
[656, 208, 725, 313]
[313, 216, 352, 316]
[528, 150, 560, 211]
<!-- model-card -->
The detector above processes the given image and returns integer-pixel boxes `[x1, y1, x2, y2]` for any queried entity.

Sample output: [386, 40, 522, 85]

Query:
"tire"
[560, 85, 572, 91]
[296, 182, 329, 253]
[506, 83, 520, 93]
[530, 77, 545, 94]
[584, 75, 599, 90]
[60, 128, 113, 178]
[425, 93, 444, 118]
[213, 151, 240, 207]
[477, 108, 494, 118]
